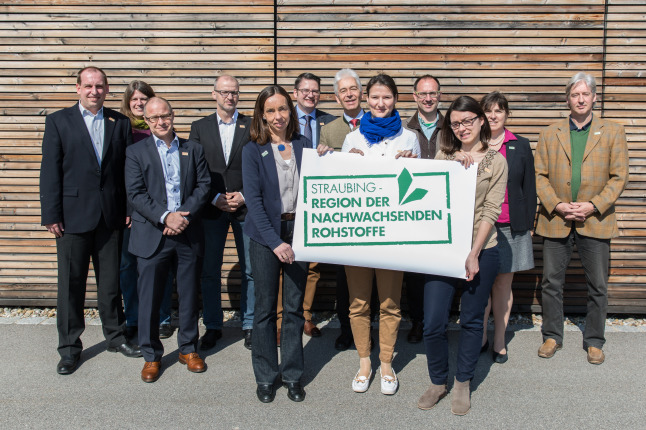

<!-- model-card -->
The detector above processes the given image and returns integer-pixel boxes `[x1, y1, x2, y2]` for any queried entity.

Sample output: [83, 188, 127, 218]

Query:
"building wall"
[1, 0, 644, 312]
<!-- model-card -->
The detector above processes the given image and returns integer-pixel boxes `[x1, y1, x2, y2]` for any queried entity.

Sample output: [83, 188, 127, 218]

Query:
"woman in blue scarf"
[341, 74, 420, 395]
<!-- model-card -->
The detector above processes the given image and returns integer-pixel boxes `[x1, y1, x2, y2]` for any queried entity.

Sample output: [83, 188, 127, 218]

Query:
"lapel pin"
[262, 150, 269, 157]
[181, 152, 188, 156]
[108, 117, 115, 122]
[484, 167, 491, 173]
[240, 124, 246, 128]
[595, 131, 601, 135]
[509, 146, 515, 149]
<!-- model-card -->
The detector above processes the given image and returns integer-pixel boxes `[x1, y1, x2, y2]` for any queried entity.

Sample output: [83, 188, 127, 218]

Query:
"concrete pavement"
[0, 323, 643, 429]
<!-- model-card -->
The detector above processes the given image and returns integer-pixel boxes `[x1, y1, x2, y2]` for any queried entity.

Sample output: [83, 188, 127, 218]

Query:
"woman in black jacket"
[479, 91, 537, 363]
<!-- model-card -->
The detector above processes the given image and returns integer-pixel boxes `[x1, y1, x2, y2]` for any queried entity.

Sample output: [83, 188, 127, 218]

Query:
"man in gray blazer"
[125, 97, 211, 382]
[189, 75, 255, 351]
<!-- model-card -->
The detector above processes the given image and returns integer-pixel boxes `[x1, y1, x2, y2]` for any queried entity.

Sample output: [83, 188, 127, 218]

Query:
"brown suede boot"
[418, 382, 447, 410]
[451, 377, 471, 415]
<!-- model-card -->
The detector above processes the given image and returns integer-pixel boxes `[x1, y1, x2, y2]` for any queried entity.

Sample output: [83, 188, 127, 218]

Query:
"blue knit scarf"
[359, 110, 402, 146]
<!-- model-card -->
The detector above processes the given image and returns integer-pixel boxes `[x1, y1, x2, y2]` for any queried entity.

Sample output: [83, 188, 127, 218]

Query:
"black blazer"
[242, 134, 307, 250]
[189, 112, 251, 220]
[125, 136, 211, 258]
[505, 133, 537, 232]
[39, 104, 133, 234]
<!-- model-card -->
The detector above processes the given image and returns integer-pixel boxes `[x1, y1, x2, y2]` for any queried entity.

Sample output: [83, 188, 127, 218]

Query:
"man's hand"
[45, 222, 64, 238]
[215, 192, 244, 212]
[164, 211, 190, 233]
[317, 145, 333, 156]
[163, 226, 180, 236]
[125, 216, 131, 229]
[565, 201, 596, 222]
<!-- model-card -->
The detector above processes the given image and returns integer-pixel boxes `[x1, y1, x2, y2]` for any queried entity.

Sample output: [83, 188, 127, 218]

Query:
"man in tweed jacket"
[535, 72, 629, 365]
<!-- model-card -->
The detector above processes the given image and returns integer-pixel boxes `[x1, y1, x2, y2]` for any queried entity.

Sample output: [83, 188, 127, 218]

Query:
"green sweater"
[570, 128, 590, 201]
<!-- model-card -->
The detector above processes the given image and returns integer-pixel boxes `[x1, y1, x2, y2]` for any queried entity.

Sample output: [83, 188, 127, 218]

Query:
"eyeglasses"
[415, 91, 440, 99]
[296, 88, 320, 96]
[145, 114, 173, 123]
[449, 116, 479, 130]
[215, 90, 239, 97]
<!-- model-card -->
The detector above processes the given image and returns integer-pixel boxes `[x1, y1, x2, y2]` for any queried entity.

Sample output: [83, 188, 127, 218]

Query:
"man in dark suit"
[277, 72, 336, 339]
[125, 97, 211, 382]
[189, 75, 254, 351]
[402, 75, 446, 344]
[40, 66, 140, 375]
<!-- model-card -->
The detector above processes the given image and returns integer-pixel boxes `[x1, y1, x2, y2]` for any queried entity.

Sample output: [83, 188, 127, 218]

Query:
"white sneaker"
[352, 369, 372, 393]
[380, 367, 398, 395]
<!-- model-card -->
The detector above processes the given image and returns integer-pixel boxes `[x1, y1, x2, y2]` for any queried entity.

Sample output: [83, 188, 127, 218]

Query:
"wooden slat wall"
[1, 0, 645, 313]
[0, 0, 275, 308]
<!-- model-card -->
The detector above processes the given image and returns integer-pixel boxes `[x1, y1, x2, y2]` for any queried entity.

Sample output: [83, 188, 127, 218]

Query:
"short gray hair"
[566, 72, 597, 96]
[333, 68, 362, 95]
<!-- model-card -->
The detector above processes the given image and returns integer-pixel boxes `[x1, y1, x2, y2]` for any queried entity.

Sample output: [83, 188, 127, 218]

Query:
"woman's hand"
[317, 144, 333, 156]
[395, 149, 417, 159]
[273, 242, 295, 264]
[454, 150, 475, 168]
[465, 252, 480, 281]
[348, 148, 364, 156]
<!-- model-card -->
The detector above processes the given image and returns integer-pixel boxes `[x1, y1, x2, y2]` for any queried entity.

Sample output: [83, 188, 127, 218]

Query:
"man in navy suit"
[40, 66, 140, 375]
[125, 97, 211, 382]
[189, 75, 254, 351]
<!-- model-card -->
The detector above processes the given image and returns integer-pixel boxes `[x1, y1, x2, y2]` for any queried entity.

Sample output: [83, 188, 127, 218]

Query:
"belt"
[281, 213, 296, 221]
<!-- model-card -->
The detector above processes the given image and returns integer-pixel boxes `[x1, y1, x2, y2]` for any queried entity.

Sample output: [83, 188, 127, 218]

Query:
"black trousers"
[56, 216, 125, 358]
[137, 234, 200, 362]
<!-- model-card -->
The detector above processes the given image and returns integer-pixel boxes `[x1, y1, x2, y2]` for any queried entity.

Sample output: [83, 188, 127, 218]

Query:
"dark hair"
[294, 72, 321, 89]
[413, 75, 441, 92]
[366, 73, 398, 99]
[121, 80, 156, 123]
[480, 91, 509, 116]
[439, 96, 491, 154]
[250, 85, 298, 145]
[76, 66, 108, 86]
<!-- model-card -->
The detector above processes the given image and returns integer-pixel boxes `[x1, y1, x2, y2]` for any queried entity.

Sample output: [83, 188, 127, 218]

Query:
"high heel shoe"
[492, 350, 508, 363]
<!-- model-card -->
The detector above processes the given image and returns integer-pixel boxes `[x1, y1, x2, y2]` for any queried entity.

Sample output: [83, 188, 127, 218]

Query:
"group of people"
[40, 66, 628, 415]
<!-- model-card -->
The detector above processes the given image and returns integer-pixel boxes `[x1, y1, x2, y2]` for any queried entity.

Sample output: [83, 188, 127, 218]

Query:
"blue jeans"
[201, 215, 255, 330]
[120, 227, 173, 327]
[423, 246, 499, 384]
[249, 222, 307, 384]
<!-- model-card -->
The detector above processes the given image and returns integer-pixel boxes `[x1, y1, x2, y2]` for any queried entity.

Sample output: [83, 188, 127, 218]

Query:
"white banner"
[292, 149, 477, 279]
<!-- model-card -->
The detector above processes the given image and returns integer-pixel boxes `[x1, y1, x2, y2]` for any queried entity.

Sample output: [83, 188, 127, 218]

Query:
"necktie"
[350, 118, 360, 129]
[304, 115, 313, 146]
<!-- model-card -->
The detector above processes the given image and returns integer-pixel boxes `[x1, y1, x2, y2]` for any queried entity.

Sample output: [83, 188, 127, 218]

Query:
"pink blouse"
[495, 129, 516, 224]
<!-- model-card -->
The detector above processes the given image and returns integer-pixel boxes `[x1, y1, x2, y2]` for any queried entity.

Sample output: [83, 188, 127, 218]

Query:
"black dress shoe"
[256, 384, 276, 403]
[283, 382, 306, 402]
[199, 329, 222, 350]
[407, 321, 423, 344]
[107, 340, 142, 358]
[492, 350, 508, 364]
[243, 329, 252, 350]
[57, 356, 79, 375]
[335, 331, 354, 351]
[159, 324, 175, 339]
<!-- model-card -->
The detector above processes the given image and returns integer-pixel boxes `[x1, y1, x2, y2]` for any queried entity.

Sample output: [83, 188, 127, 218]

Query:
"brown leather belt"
[281, 213, 296, 221]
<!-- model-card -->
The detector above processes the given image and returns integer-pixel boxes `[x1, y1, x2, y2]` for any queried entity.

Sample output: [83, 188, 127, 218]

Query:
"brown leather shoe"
[141, 361, 161, 383]
[538, 339, 562, 358]
[304, 320, 322, 337]
[587, 346, 605, 365]
[178, 352, 206, 373]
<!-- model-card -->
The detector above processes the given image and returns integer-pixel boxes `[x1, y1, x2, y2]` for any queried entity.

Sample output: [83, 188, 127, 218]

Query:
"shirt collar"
[417, 111, 438, 128]
[79, 102, 103, 118]
[343, 109, 364, 123]
[152, 133, 179, 149]
[216, 109, 238, 125]
[296, 105, 316, 120]
[569, 114, 593, 131]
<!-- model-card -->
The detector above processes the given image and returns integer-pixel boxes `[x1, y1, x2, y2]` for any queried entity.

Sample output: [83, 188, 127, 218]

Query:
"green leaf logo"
[397, 168, 428, 205]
